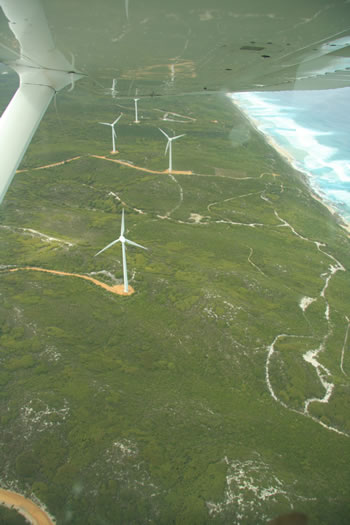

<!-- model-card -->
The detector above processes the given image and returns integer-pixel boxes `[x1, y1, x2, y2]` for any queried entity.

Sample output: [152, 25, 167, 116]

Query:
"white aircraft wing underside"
[0, 83, 53, 202]
[0, 0, 82, 202]
[38, 0, 350, 96]
[0, 0, 349, 202]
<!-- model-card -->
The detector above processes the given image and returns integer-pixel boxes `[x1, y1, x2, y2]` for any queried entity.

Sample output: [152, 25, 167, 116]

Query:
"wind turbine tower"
[94, 209, 147, 294]
[99, 114, 122, 153]
[159, 128, 185, 173]
[110, 78, 118, 98]
[134, 98, 140, 123]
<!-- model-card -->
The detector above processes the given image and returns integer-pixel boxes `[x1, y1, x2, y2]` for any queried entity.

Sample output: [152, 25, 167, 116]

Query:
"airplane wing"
[0, 0, 83, 202]
[0, 83, 54, 202]
[0, 0, 350, 202]
[39, 0, 350, 97]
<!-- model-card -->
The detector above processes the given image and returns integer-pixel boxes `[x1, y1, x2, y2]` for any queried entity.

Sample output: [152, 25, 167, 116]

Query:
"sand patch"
[299, 296, 316, 311]
[110, 284, 135, 295]
[189, 213, 205, 223]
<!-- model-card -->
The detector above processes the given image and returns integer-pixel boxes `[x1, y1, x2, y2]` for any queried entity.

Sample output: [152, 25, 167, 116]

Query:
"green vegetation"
[0, 507, 28, 525]
[0, 90, 350, 524]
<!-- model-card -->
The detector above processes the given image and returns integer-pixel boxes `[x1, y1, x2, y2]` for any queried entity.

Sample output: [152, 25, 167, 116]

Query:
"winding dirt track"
[0, 489, 54, 525]
[8, 267, 134, 295]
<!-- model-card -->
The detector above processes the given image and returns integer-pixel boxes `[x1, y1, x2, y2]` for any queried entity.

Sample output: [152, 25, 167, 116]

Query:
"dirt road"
[9, 267, 134, 295]
[0, 489, 54, 525]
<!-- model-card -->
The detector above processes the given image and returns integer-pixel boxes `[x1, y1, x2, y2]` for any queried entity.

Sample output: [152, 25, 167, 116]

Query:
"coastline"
[230, 96, 350, 236]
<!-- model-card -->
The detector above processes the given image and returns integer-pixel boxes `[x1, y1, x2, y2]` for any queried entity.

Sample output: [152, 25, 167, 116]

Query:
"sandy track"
[90, 154, 192, 175]
[8, 267, 134, 296]
[16, 154, 192, 177]
[0, 489, 54, 525]
[16, 156, 82, 173]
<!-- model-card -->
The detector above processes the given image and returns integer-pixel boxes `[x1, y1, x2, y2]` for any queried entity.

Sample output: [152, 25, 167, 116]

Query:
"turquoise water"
[230, 89, 350, 224]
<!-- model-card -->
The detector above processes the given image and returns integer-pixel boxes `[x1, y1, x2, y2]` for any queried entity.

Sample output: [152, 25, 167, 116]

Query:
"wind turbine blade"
[159, 128, 170, 140]
[125, 238, 147, 250]
[165, 140, 170, 156]
[173, 134, 186, 140]
[94, 238, 120, 256]
[121, 208, 125, 236]
[70, 52, 76, 70]
[113, 114, 122, 126]
[99, 122, 111, 126]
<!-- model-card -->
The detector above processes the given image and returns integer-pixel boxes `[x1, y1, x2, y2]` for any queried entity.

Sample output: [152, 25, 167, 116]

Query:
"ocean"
[230, 88, 350, 226]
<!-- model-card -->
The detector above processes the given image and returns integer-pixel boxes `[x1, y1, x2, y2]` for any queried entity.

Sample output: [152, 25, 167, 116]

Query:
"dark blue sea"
[230, 88, 350, 225]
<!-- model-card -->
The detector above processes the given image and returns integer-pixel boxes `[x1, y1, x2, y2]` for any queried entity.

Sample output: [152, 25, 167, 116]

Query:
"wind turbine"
[94, 209, 147, 294]
[99, 114, 122, 153]
[134, 98, 140, 123]
[159, 128, 185, 173]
